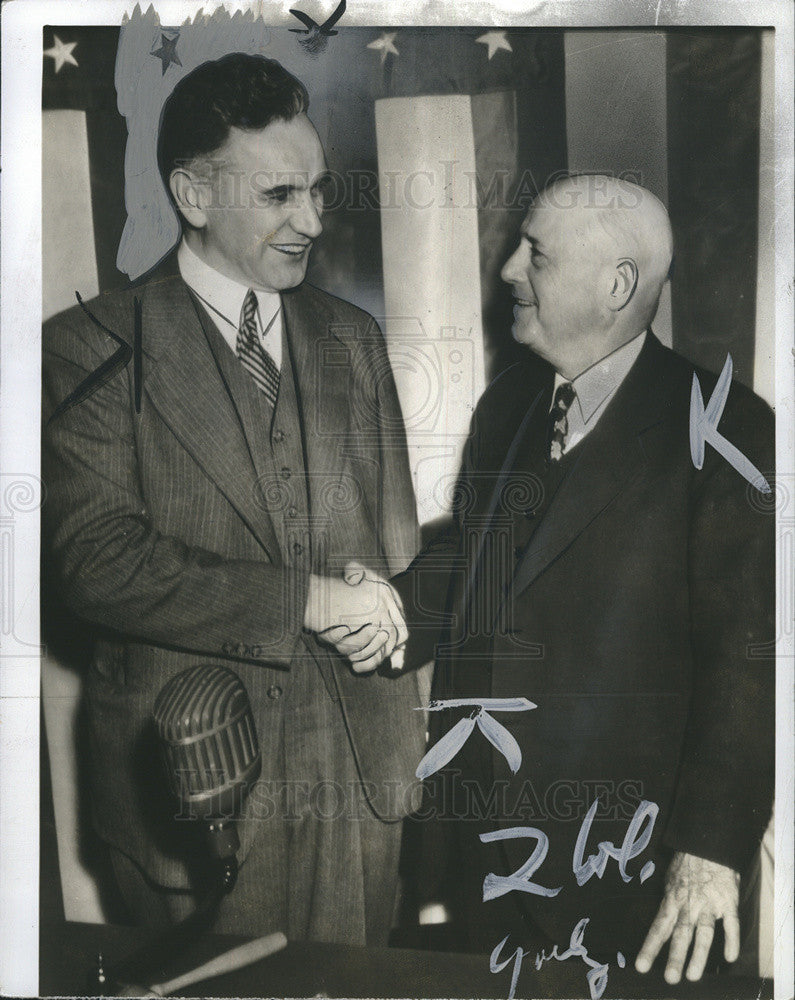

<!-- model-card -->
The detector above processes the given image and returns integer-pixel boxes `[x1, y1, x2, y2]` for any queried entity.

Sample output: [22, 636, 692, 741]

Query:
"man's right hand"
[303, 565, 407, 673]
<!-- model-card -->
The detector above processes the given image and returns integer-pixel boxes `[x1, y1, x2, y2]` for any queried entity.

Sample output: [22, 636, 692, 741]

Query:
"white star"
[367, 31, 399, 64]
[44, 34, 79, 74]
[476, 30, 512, 61]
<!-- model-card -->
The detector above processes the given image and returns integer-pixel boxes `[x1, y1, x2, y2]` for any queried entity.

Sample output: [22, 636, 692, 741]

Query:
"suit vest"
[195, 300, 314, 577]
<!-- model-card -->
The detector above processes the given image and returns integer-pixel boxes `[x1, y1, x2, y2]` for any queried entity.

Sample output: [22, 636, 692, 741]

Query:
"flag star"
[151, 33, 182, 75]
[476, 30, 512, 61]
[367, 31, 399, 64]
[44, 34, 79, 74]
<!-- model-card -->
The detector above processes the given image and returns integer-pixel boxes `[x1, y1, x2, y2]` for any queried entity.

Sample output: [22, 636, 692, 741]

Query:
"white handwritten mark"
[415, 698, 536, 780]
[573, 798, 657, 886]
[491, 918, 625, 1000]
[490, 935, 527, 1000]
[690, 353, 771, 493]
[491, 919, 624, 1000]
[536, 918, 623, 1000]
[480, 826, 562, 900]
[468, 704, 654, 999]
[479, 799, 658, 906]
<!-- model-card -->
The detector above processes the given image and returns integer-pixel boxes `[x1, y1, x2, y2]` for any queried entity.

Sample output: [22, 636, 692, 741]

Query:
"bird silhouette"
[289, 0, 346, 53]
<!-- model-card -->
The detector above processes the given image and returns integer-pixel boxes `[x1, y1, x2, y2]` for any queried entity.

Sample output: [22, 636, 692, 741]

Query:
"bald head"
[501, 174, 674, 377]
[538, 175, 673, 325]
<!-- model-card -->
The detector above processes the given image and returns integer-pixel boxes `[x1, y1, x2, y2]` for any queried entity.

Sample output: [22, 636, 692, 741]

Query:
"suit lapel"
[140, 276, 282, 561]
[511, 334, 673, 599]
[281, 287, 354, 514]
[464, 379, 550, 608]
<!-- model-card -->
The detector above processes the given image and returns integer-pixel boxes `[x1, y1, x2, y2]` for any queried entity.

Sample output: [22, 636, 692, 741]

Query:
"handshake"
[303, 562, 408, 674]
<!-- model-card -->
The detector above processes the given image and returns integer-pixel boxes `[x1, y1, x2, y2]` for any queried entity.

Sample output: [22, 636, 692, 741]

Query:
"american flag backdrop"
[41, 16, 774, 971]
[43, 16, 770, 523]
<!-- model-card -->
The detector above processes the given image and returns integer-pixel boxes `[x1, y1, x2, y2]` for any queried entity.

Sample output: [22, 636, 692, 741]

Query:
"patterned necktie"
[547, 381, 576, 462]
[236, 289, 280, 408]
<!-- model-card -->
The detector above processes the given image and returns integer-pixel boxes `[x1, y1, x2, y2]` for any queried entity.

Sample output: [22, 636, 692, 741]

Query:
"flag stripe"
[42, 109, 99, 320]
[666, 31, 761, 389]
[564, 30, 673, 349]
[376, 94, 487, 526]
[480, 32, 568, 376]
[85, 110, 130, 295]
[470, 89, 519, 372]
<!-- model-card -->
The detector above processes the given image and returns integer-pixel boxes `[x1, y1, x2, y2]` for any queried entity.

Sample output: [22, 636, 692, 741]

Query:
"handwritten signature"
[491, 917, 625, 1000]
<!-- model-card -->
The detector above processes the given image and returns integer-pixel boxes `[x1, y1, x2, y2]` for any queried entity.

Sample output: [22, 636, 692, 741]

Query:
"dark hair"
[157, 53, 309, 189]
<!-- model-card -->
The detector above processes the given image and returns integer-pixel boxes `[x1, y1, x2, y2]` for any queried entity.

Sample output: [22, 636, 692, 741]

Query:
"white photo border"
[1, 1, 792, 996]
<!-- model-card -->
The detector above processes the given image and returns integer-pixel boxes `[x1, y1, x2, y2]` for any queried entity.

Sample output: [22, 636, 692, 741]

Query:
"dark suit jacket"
[394, 333, 774, 951]
[42, 270, 428, 889]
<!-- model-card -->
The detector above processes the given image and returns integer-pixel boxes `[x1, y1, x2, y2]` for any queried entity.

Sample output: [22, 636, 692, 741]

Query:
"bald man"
[326, 175, 774, 985]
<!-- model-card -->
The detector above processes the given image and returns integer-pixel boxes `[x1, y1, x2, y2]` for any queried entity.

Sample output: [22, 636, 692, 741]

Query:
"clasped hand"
[304, 562, 407, 673]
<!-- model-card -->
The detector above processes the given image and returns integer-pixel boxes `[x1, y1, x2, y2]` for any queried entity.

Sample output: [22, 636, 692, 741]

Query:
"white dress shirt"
[552, 331, 646, 455]
[177, 239, 283, 370]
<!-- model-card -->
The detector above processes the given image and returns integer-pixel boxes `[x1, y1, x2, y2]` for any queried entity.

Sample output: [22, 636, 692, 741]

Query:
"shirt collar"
[177, 239, 280, 329]
[554, 331, 646, 424]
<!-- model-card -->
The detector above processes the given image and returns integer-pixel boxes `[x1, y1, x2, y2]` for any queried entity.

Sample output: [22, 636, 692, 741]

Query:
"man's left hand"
[635, 851, 740, 984]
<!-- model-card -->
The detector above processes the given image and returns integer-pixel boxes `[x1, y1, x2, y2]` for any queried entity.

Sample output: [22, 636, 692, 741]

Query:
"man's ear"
[608, 258, 638, 311]
[169, 169, 209, 229]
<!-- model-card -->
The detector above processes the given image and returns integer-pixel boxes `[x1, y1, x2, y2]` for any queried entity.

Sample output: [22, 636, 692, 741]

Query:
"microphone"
[153, 663, 261, 867]
[89, 666, 264, 995]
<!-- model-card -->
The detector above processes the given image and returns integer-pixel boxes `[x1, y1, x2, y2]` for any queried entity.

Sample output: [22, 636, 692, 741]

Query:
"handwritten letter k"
[690, 353, 770, 494]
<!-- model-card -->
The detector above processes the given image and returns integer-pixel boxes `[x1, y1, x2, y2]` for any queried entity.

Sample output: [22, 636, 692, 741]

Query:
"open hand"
[635, 851, 740, 984]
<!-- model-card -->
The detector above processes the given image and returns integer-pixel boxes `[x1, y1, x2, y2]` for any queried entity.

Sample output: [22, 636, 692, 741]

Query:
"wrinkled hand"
[635, 851, 740, 984]
[304, 562, 407, 674]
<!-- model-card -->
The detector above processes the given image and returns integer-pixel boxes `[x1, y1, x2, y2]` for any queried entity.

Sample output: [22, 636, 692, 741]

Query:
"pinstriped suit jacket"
[42, 268, 429, 889]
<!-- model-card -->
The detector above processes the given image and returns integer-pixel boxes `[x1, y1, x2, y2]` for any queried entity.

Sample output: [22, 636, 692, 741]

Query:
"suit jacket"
[42, 269, 429, 888]
[394, 333, 774, 951]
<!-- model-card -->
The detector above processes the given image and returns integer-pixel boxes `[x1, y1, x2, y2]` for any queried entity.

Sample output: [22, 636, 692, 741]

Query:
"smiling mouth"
[271, 243, 311, 257]
[513, 296, 537, 308]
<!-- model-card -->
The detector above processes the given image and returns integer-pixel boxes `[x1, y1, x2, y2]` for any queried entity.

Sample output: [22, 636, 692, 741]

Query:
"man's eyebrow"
[254, 171, 332, 195]
[521, 232, 544, 250]
[254, 181, 297, 198]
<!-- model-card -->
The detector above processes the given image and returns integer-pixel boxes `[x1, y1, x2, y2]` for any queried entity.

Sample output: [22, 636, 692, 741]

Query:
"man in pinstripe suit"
[42, 53, 426, 945]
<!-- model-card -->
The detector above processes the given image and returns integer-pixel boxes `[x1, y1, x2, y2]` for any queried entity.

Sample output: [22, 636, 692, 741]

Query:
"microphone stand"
[88, 821, 241, 996]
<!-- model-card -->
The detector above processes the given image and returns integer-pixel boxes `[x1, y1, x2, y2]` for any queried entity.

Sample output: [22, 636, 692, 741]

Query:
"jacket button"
[267, 684, 283, 700]
[273, 428, 285, 443]
[281, 467, 292, 480]
[524, 508, 536, 519]
[293, 541, 304, 556]
[288, 506, 298, 519]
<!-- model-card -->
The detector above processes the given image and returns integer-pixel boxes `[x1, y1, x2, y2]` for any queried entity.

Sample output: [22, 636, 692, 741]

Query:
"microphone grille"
[153, 664, 261, 817]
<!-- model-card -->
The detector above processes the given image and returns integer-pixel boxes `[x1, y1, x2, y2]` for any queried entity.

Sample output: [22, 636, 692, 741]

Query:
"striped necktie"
[236, 289, 280, 408]
[547, 381, 576, 462]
